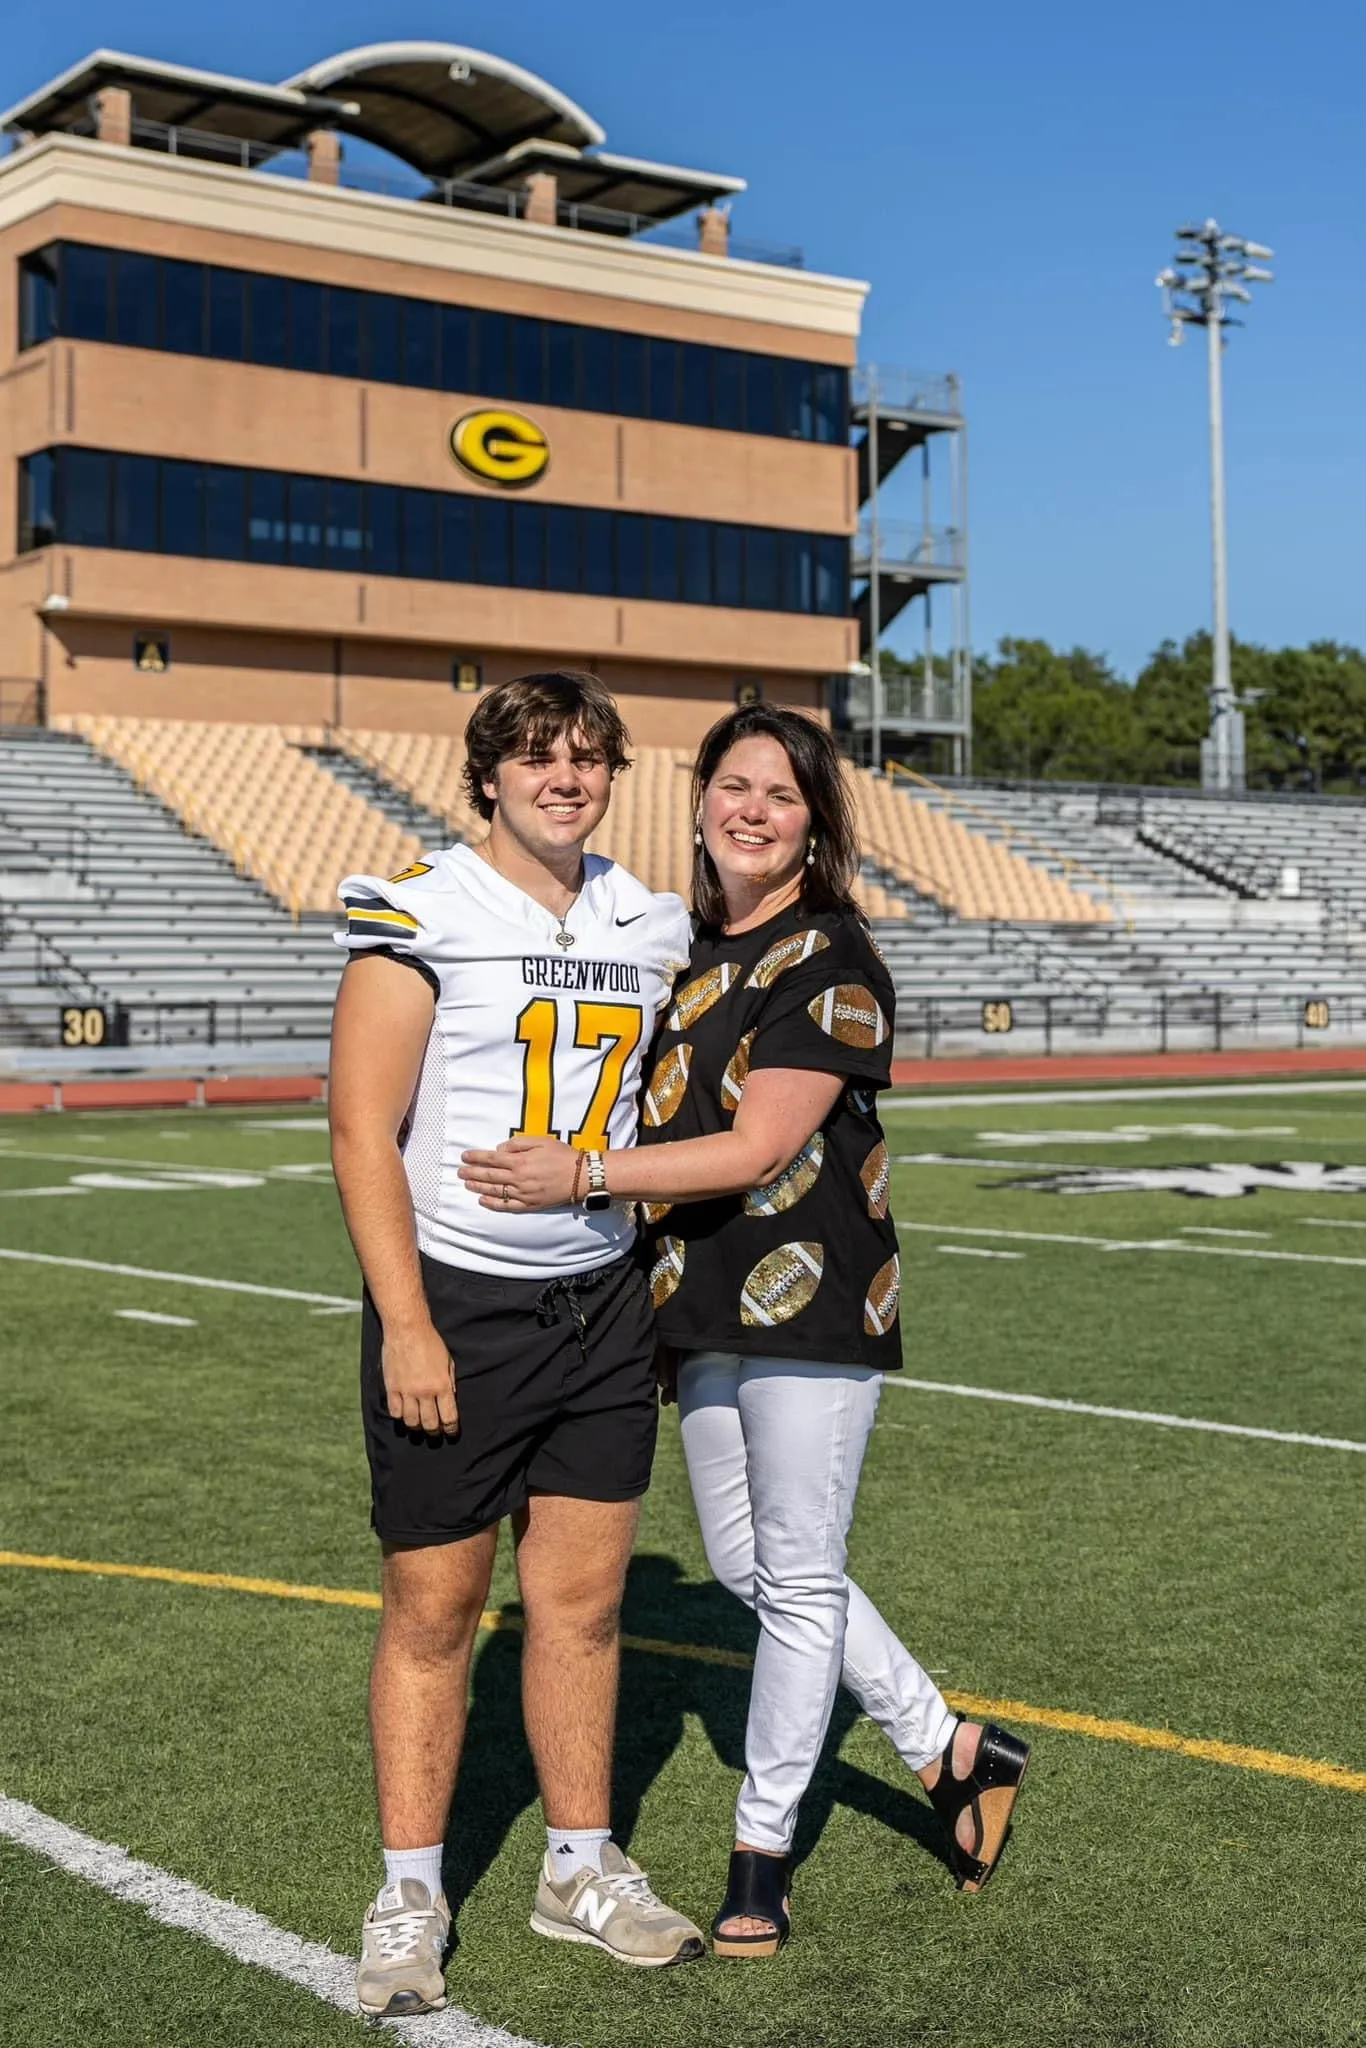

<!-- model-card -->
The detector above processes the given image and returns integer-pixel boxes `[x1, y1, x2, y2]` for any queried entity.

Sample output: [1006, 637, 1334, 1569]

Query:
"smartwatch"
[583, 1150, 612, 1212]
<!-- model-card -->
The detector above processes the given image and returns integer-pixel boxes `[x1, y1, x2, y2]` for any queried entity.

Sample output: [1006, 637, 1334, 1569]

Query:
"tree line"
[884, 635, 1366, 790]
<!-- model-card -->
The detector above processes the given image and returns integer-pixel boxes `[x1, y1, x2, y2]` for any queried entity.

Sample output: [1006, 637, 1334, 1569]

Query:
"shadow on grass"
[440, 1551, 949, 1924]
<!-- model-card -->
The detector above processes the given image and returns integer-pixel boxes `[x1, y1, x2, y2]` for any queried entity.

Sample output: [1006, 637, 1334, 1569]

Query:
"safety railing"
[892, 987, 1366, 1060]
[851, 521, 965, 573]
[0, 679, 43, 726]
[92, 119, 805, 268]
[852, 367, 962, 419]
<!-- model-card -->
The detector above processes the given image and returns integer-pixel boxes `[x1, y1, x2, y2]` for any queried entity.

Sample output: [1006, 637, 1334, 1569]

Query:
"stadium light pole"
[1157, 221, 1274, 794]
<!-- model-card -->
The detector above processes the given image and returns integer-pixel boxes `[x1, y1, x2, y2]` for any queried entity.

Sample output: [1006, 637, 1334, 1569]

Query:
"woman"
[460, 706, 1029, 1955]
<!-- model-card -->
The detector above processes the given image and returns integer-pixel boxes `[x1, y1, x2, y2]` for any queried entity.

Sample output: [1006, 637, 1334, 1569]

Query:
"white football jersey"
[336, 844, 691, 1279]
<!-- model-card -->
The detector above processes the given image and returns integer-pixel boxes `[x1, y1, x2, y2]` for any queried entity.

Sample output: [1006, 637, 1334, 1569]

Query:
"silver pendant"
[556, 929, 575, 950]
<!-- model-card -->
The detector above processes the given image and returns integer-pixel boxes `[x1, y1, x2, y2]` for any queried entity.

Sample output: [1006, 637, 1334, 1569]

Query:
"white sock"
[382, 1843, 445, 1905]
[547, 1827, 611, 1884]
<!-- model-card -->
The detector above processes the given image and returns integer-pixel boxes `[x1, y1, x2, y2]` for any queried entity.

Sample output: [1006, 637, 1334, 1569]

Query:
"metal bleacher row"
[3, 718, 1364, 1055]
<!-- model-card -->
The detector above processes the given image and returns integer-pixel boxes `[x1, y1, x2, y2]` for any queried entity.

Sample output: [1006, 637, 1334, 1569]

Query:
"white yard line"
[897, 1218, 1366, 1272]
[1302, 1217, 1366, 1231]
[0, 1185, 88, 1198]
[935, 1245, 1025, 1260]
[0, 1247, 355, 1309]
[883, 1378, 1366, 1454]
[114, 1310, 198, 1328]
[0, 1794, 542, 2047]
[1179, 1226, 1272, 1240]
[0, 1145, 330, 1183]
[882, 1079, 1366, 1111]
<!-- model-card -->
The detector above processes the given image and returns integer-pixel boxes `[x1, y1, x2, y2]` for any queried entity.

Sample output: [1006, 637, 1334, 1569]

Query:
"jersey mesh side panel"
[401, 1024, 448, 1225]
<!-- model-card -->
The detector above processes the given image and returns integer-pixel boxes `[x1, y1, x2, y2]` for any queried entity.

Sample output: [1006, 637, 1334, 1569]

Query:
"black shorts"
[360, 1250, 659, 1547]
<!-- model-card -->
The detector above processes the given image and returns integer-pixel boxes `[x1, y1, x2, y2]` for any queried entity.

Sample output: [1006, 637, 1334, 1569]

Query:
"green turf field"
[1, 1085, 1364, 2048]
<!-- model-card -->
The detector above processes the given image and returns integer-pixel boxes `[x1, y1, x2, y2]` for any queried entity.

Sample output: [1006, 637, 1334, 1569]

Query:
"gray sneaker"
[356, 1878, 450, 2017]
[530, 1840, 705, 1967]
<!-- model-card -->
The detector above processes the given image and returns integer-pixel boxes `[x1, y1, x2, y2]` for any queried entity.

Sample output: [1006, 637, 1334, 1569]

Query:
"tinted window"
[63, 449, 111, 546]
[648, 340, 680, 422]
[782, 532, 811, 613]
[744, 357, 777, 439]
[777, 359, 810, 440]
[287, 475, 326, 569]
[402, 490, 439, 579]
[813, 367, 846, 445]
[439, 494, 474, 581]
[714, 524, 745, 607]
[289, 281, 326, 373]
[112, 454, 158, 551]
[680, 344, 711, 428]
[20, 249, 59, 350]
[545, 505, 579, 591]
[204, 466, 246, 559]
[246, 274, 287, 367]
[615, 334, 647, 419]
[62, 246, 112, 341]
[326, 480, 364, 566]
[713, 351, 745, 433]
[511, 501, 545, 588]
[367, 484, 400, 574]
[162, 260, 206, 355]
[681, 520, 712, 605]
[511, 320, 544, 404]
[440, 306, 474, 392]
[364, 296, 401, 384]
[581, 508, 614, 595]
[546, 323, 578, 408]
[474, 312, 511, 400]
[247, 471, 287, 564]
[403, 300, 439, 389]
[474, 498, 509, 584]
[19, 451, 56, 550]
[160, 460, 203, 556]
[616, 513, 646, 598]
[579, 327, 613, 412]
[207, 269, 245, 359]
[329, 288, 362, 378]
[112, 252, 160, 350]
[744, 528, 779, 610]
[815, 535, 847, 613]
[647, 517, 679, 602]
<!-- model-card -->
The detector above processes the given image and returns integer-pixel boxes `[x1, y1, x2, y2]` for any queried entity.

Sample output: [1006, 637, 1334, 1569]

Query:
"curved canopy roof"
[283, 41, 605, 181]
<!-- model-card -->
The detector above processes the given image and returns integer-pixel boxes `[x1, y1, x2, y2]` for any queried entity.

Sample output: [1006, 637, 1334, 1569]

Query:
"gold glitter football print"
[744, 929, 830, 990]
[744, 1134, 825, 1215]
[720, 1030, 755, 1113]
[667, 962, 741, 1032]
[807, 983, 888, 1049]
[650, 1236, 686, 1308]
[863, 1254, 900, 1336]
[860, 1140, 891, 1219]
[642, 1043, 691, 1127]
[740, 1241, 824, 1326]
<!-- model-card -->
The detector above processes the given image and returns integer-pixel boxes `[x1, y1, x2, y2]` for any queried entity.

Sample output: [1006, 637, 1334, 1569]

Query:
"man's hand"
[381, 1320, 460, 1436]
[655, 1340, 680, 1407]
[458, 1136, 580, 1212]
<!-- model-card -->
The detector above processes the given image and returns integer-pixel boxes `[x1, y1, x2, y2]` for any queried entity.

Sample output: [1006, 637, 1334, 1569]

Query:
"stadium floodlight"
[1157, 217, 1275, 794]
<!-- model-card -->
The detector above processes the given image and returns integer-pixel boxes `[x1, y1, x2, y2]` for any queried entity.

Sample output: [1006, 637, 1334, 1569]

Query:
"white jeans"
[678, 1352, 956, 1854]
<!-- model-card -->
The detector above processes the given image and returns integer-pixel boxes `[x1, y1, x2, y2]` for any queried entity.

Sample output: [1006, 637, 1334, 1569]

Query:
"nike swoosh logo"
[615, 913, 646, 926]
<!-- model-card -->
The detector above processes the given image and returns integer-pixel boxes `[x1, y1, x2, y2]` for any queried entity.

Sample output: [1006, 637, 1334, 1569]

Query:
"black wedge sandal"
[926, 1717, 1031, 1893]
[711, 1850, 791, 1959]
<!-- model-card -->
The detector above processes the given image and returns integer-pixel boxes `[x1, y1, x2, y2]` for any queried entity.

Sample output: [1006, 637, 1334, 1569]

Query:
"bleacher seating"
[852, 770, 1110, 923]
[60, 716, 421, 916]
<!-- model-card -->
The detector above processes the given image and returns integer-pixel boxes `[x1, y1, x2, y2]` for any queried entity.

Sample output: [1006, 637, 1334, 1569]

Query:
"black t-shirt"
[637, 902, 901, 1370]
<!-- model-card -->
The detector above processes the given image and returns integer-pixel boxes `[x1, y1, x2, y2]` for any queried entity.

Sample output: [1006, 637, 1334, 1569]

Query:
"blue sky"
[5, 0, 1362, 677]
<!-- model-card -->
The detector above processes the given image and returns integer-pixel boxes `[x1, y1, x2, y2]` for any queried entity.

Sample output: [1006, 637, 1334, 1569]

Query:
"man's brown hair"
[461, 671, 632, 822]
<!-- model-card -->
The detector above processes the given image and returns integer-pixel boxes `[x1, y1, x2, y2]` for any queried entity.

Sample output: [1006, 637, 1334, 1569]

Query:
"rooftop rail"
[6, 118, 804, 268]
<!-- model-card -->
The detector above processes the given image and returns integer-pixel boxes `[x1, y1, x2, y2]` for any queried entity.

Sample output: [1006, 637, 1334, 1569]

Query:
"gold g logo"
[449, 409, 549, 489]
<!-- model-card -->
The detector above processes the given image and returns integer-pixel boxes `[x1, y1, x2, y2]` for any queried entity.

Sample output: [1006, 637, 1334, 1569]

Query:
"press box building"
[0, 43, 967, 754]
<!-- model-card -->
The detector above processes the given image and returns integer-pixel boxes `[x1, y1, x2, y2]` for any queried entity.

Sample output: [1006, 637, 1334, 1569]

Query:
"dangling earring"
[694, 815, 703, 848]
[806, 836, 817, 867]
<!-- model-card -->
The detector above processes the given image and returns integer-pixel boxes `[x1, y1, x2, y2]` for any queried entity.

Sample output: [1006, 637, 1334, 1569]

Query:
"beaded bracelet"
[571, 1150, 587, 1208]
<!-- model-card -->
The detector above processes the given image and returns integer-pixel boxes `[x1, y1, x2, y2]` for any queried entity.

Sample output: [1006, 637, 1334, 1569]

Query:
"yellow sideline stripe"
[3, 1549, 1363, 1793]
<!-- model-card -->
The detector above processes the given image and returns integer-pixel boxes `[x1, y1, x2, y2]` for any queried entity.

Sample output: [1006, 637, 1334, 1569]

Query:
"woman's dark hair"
[462, 671, 632, 821]
[689, 705, 861, 928]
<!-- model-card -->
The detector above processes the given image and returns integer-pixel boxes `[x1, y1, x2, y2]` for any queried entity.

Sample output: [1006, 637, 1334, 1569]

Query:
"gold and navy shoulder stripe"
[342, 894, 420, 941]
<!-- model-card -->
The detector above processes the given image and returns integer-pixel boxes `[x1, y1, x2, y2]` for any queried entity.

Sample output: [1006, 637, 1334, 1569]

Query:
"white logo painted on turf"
[1001, 1162, 1366, 1201]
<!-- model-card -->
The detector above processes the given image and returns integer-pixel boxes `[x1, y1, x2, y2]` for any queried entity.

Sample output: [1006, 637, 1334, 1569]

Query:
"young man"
[330, 671, 700, 2018]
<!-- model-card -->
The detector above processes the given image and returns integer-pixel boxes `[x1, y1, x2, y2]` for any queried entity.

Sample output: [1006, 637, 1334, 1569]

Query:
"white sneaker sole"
[357, 1988, 448, 2017]
[528, 1910, 703, 1968]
